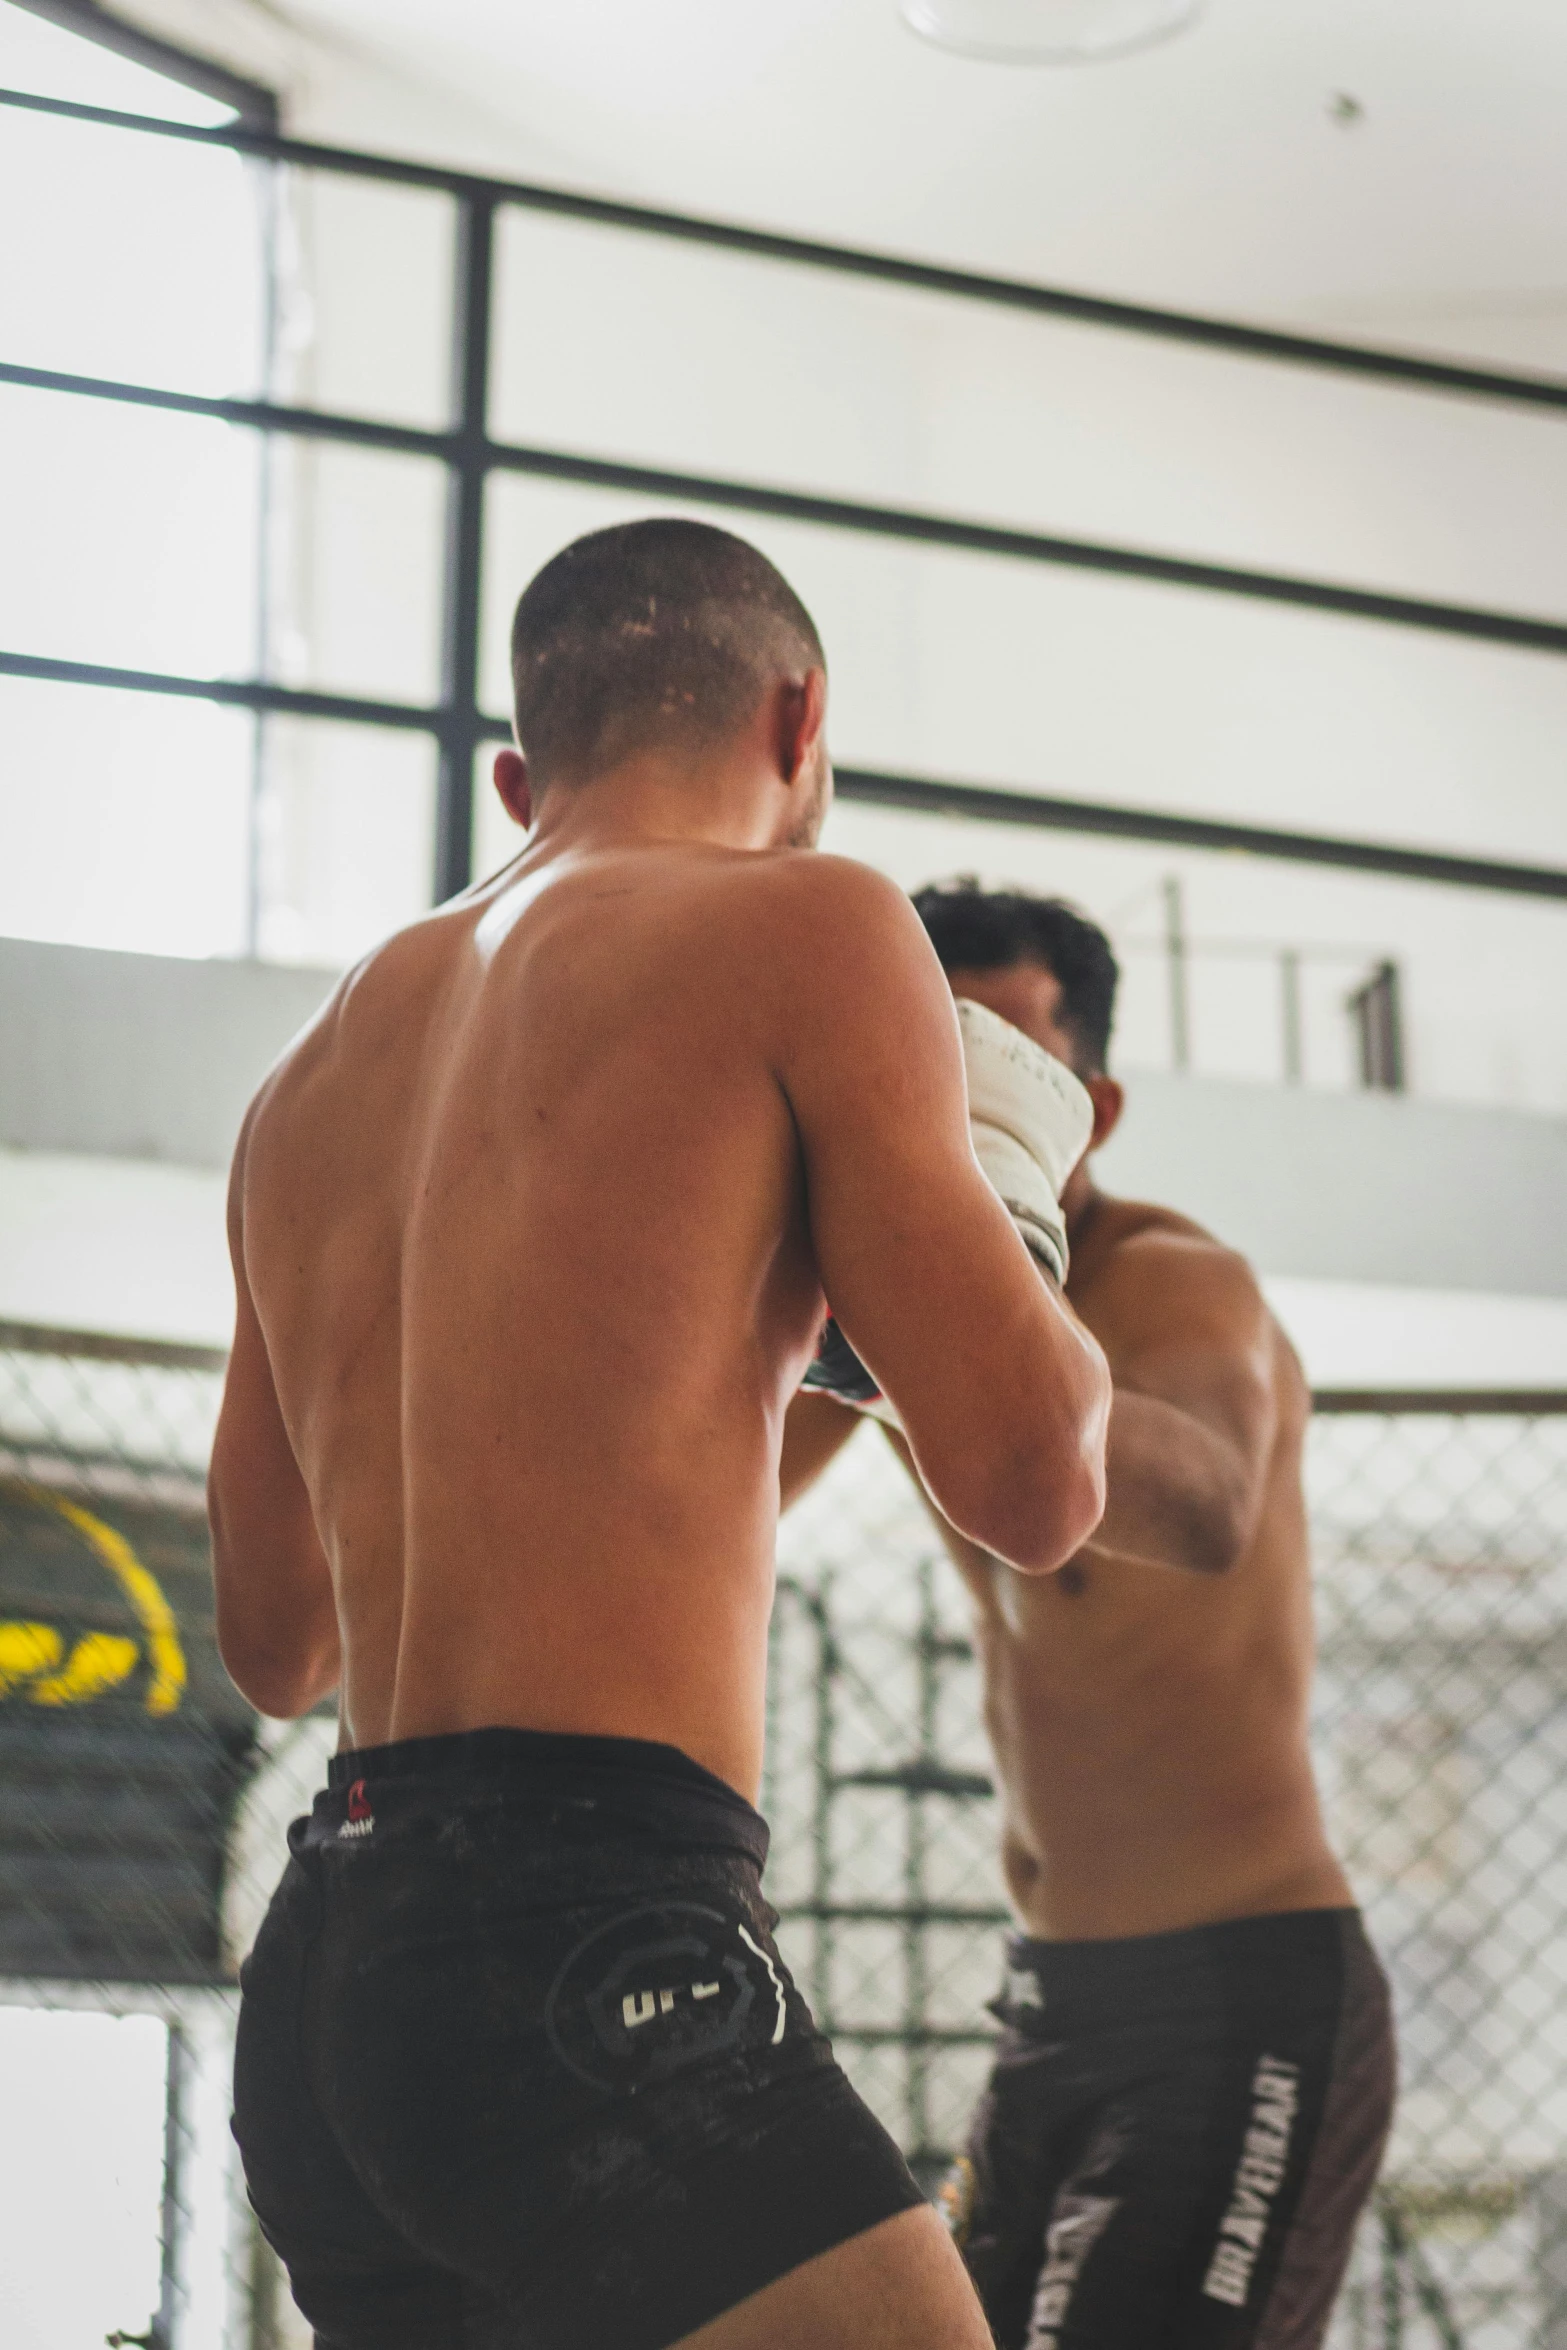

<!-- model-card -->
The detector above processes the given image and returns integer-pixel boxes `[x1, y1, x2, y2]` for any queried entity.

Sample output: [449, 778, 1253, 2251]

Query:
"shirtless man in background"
[784, 880, 1396, 2350]
[209, 526, 1110, 2350]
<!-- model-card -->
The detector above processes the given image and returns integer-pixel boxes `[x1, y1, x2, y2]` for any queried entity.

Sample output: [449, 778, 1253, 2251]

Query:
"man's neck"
[526, 752, 790, 859]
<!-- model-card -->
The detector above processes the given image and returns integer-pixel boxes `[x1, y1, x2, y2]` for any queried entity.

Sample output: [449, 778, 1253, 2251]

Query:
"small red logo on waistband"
[338, 1778, 375, 1839]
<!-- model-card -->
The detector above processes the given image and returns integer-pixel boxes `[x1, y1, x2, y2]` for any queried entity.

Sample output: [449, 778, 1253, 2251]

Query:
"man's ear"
[775, 667, 827, 785]
[1085, 1074, 1124, 1153]
[493, 747, 533, 830]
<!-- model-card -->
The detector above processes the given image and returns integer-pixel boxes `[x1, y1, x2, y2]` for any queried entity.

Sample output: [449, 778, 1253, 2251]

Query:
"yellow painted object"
[0, 1620, 63, 1697]
[2, 1481, 187, 1715]
[28, 1631, 141, 1706]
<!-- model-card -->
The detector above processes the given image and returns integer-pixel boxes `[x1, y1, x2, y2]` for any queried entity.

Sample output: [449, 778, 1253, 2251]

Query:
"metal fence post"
[1280, 947, 1304, 1084]
[1537, 2171, 1567, 2350]
[905, 1553, 937, 2165]
[1162, 876, 1191, 1072]
[1380, 2202, 1406, 2350]
[158, 2016, 189, 2349]
[1347, 959, 1406, 1092]
[811, 1579, 836, 2030]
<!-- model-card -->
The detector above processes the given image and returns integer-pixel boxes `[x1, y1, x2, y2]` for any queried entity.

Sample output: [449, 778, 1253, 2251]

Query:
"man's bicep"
[1101, 1241, 1279, 1473]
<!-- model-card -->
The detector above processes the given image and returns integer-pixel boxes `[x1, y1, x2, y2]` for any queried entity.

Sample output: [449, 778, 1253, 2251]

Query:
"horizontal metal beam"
[830, 767, 1567, 902]
[833, 1765, 995, 1797]
[484, 440, 1567, 658]
[7, 648, 1567, 903]
[2, 1313, 1564, 1413]
[7, 4, 278, 130]
[11, 360, 1567, 660]
[776, 1905, 1011, 1928]
[807, 2027, 1000, 2049]
[0, 649, 444, 734]
[0, 360, 453, 460]
[4, 84, 1567, 419]
[0, 1319, 227, 1372]
[1312, 1389, 1567, 1415]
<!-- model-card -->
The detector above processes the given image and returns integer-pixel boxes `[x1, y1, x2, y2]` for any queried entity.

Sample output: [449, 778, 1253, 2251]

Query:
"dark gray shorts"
[940, 1907, 1396, 2350]
[233, 1728, 922, 2350]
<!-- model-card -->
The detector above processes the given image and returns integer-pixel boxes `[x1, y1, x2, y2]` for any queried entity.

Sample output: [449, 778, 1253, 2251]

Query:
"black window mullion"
[435, 193, 496, 905]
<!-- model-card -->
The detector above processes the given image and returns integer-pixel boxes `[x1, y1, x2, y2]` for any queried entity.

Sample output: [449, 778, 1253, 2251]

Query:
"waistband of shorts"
[1005, 1906, 1368, 2010]
[319, 1726, 769, 1863]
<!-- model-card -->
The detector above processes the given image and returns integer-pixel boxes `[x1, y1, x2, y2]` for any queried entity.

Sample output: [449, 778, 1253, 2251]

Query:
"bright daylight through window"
[0, 3, 442, 972]
[0, 2, 265, 962]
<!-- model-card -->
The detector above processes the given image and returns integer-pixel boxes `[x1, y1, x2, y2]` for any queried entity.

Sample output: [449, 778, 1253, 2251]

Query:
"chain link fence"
[2, 1319, 1565, 2348]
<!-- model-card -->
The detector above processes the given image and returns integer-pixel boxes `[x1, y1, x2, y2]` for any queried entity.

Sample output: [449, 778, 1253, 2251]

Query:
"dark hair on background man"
[510, 519, 824, 785]
[911, 878, 1120, 1075]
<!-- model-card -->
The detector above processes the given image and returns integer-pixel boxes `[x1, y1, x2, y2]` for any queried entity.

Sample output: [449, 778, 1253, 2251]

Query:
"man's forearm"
[1081, 1388, 1252, 1576]
[210, 1498, 342, 1717]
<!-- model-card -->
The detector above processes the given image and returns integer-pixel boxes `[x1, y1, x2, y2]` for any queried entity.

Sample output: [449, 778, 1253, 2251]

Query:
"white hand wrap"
[801, 998, 1093, 1420]
[956, 997, 1094, 1285]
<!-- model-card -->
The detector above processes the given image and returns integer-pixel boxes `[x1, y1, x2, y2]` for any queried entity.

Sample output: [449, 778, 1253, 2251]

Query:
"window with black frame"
[0, 1, 450, 972]
[3, 0, 1566, 1077]
[0, 2, 272, 958]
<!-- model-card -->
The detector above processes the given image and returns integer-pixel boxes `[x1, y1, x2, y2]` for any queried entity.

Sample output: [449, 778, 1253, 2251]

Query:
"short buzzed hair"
[911, 877, 1120, 1075]
[509, 519, 824, 785]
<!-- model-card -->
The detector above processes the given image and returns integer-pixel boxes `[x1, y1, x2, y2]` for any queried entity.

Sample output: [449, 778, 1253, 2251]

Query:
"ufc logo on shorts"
[622, 1980, 721, 2028]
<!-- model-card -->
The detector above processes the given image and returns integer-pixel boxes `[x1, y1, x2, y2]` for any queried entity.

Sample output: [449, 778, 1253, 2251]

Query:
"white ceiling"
[276, 0, 1567, 367]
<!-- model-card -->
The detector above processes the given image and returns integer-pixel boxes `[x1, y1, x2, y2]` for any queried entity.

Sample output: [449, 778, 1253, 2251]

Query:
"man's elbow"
[940, 1437, 1107, 1578]
[218, 1624, 337, 1719]
[1001, 1448, 1107, 1576]
[1002, 1341, 1113, 1573]
[215, 1584, 338, 1719]
[906, 1326, 1112, 1574]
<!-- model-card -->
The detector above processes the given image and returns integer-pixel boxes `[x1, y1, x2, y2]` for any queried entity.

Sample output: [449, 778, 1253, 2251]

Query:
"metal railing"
[5, 79, 1567, 912]
[1115, 873, 1406, 1086]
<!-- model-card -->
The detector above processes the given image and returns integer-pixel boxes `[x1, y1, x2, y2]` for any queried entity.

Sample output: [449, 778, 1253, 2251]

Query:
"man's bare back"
[224, 841, 837, 1791]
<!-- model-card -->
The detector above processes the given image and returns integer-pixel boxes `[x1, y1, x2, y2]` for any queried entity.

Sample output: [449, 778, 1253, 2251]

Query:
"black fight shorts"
[940, 1908, 1396, 2350]
[233, 1728, 923, 2350]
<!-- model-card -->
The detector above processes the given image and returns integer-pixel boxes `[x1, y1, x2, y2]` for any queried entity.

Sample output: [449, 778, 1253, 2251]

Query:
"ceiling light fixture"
[899, 0, 1201, 65]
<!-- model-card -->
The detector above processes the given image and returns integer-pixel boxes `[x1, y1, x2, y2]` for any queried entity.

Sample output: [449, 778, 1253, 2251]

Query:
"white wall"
[5, 938, 1567, 1314]
[0, 1149, 229, 1345]
[1093, 1069, 1567, 1294]
[0, 937, 335, 1166]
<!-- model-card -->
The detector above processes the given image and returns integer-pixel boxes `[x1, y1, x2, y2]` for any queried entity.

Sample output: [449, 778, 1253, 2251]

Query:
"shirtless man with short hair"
[211, 527, 1110, 2350]
[784, 880, 1396, 2350]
